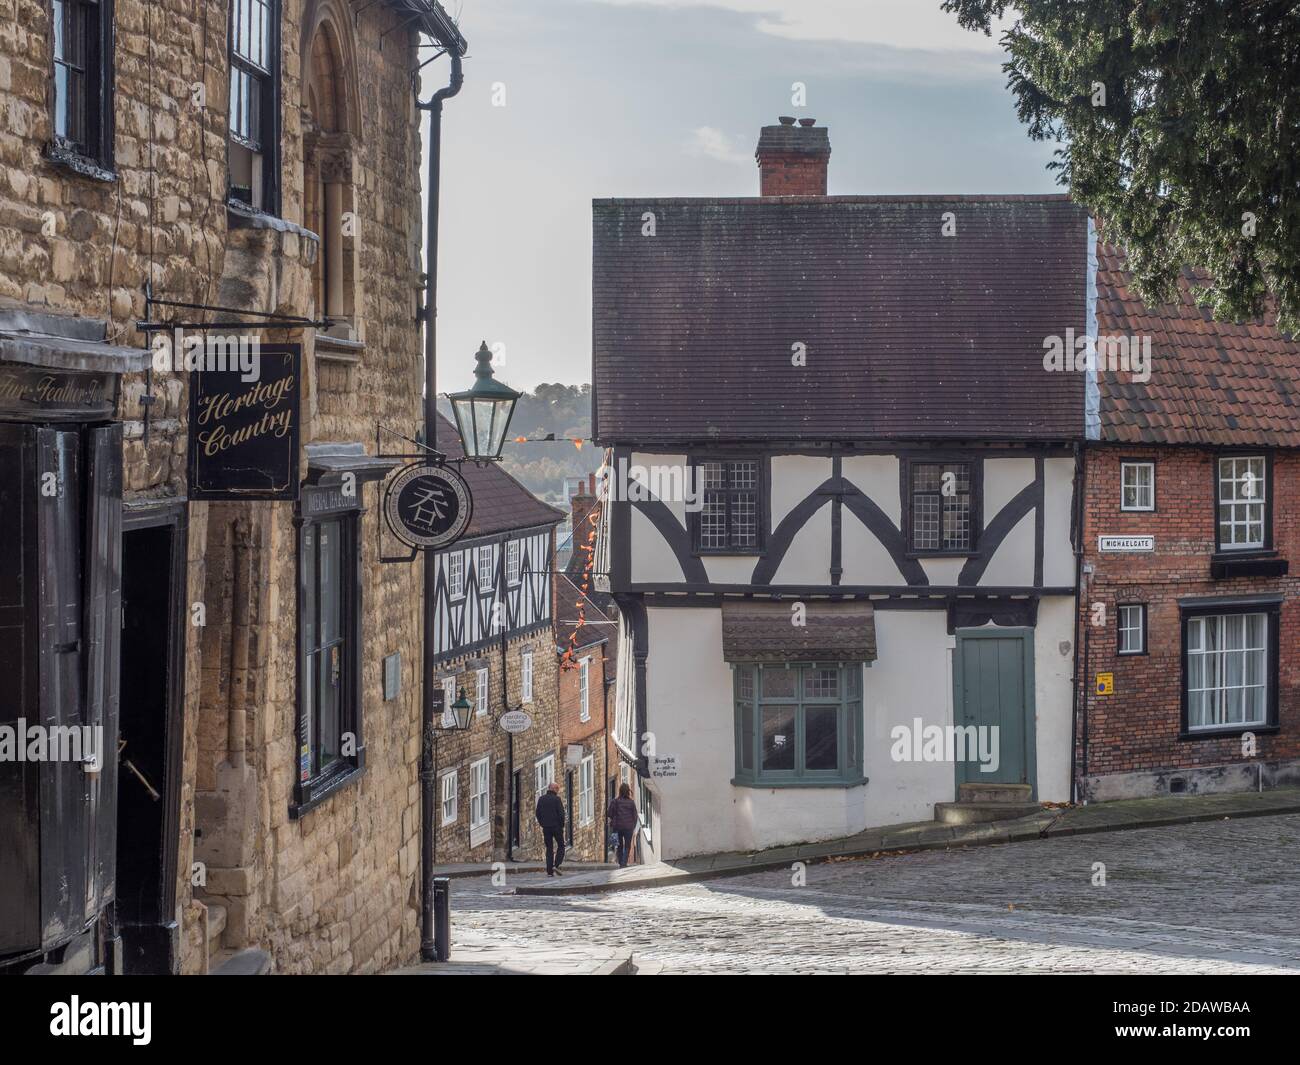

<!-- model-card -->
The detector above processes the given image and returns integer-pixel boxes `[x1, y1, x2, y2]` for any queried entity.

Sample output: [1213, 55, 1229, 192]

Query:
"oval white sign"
[499, 710, 533, 735]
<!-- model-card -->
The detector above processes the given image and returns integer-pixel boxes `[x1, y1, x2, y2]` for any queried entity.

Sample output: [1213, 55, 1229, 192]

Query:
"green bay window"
[734, 663, 864, 786]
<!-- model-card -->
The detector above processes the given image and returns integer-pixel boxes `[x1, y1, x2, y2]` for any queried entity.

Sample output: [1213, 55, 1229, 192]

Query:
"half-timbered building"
[594, 119, 1089, 860]
[426, 415, 564, 863]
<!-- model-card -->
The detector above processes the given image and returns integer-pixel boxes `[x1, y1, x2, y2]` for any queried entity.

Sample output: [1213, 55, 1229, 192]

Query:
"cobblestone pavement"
[449, 814, 1300, 973]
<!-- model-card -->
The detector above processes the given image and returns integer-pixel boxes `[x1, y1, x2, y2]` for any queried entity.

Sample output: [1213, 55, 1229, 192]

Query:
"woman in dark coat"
[606, 783, 640, 868]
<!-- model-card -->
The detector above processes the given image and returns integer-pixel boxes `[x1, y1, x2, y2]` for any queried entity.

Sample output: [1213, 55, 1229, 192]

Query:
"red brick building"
[1077, 245, 1300, 801]
[554, 480, 621, 861]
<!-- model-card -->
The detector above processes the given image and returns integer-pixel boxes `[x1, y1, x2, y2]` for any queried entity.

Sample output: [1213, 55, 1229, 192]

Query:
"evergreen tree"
[945, 0, 1300, 331]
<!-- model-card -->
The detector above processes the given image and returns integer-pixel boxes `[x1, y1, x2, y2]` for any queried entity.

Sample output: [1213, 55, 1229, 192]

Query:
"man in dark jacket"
[535, 780, 566, 876]
[606, 783, 640, 868]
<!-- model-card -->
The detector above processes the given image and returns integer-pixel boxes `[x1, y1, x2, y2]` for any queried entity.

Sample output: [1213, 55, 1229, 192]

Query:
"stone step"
[957, 782, 1034, 804]
[934, 800, 1041, 826]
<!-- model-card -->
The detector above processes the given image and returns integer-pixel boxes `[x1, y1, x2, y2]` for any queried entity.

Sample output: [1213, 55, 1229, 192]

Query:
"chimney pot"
[798, 118, 816, 127]
[778, 115, 796, 126]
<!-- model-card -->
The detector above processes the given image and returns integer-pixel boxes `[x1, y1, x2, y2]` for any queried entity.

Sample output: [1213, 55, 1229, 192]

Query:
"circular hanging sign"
[383, 462, 473, 550]
[499, 710, 533, 735]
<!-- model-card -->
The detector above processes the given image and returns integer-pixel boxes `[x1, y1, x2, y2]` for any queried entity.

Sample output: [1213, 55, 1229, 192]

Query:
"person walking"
[606, 783, 640, 868]
[535, 780, 566, 876]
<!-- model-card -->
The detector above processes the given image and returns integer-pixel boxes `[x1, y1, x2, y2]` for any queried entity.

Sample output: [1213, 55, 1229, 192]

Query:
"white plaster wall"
[842, 455, 901, 525]
[771, 505, 831, 584]
[629, 505, 686, 583]
[772, 455, 832, 525]
[1033, 595, 1076, 802]
[984, 457, 1035, 516]
[1042, 457, 1076, 587]
[979, 511, 1035, 587]
[861, 610, 959, 825]
[839, 507, 907, 584]
[920, 556, 964, 586]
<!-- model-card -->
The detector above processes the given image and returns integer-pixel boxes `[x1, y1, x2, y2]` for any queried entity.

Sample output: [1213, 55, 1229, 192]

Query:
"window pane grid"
[912, 462, 972, 551]
[736, 664, 861, 781]
[1187, 613, 1267, 729]
[1121, 462, 1154, 510]
[696, 460, 762, 550]
[1217, 457, 1265, 548]
[1118, 604, 1144, 654]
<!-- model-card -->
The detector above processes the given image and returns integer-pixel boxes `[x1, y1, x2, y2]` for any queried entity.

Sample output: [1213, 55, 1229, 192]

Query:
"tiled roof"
[721, 601, 877, 664]
[434, 414, 563, 538]
[1096, 244, 1300, 446]
[592, 195, 1089, 444]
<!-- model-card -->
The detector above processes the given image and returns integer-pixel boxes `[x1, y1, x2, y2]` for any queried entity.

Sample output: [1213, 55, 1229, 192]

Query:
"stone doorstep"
[514, 789, 1300, 897]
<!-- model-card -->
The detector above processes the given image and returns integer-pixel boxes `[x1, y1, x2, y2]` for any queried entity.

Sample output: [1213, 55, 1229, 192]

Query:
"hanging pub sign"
[188, 343, 301, 500]
[0, 363, 117, 420]
[383, 462, 473, 550]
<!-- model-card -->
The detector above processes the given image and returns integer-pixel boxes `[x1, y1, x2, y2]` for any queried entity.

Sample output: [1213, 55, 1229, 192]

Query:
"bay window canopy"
[721, 600, 877, 664]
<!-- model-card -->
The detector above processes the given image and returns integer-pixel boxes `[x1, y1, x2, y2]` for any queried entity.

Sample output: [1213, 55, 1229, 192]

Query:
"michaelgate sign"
[188, 344, 300, 500]
[1099, 535, 1155, 553]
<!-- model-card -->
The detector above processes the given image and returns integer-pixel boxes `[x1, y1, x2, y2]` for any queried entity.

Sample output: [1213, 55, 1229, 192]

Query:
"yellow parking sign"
[1095, 672, 1114, 696]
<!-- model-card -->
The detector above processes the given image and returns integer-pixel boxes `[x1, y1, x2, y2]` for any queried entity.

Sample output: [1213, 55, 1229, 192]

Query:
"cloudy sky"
[423, 0, 1055, 391]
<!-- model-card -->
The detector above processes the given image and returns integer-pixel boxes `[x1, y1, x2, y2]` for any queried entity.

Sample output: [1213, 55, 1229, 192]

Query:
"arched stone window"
[302, 8, 361, 346]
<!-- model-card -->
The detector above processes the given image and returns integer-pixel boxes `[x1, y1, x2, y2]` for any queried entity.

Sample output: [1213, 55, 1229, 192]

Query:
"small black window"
[695, 460, 762, 553]
[228, 0, 279, 212]
[910, 461, 974, 552]
[50, 0, 114, 169]
[1117, 603, 1146, 655]
[296, 512, 361, 808]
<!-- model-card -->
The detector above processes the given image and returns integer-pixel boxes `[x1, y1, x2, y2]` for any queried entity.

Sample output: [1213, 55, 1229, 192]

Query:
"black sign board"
[383, 462, 473, 550]
[0, 363, 117, 421]
[188, 344, 300, 500]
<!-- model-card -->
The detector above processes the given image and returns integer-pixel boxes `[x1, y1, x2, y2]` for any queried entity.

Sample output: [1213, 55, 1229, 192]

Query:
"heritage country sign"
[188, 344, 301, 500]
[383, 462, 473, 550]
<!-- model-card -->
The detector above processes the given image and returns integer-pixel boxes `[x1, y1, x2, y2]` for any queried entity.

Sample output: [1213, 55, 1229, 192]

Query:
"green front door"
[953, 628, 1036, 795]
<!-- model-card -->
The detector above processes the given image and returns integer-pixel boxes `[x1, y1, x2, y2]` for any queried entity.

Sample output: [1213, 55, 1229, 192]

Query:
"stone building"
[0, 0, 468, 975]
[425, 415, 564, 865]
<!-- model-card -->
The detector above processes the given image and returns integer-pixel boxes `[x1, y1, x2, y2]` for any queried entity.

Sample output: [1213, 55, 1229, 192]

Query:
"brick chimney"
[568, 473, 599, 573]
[755, 116, 830, 196]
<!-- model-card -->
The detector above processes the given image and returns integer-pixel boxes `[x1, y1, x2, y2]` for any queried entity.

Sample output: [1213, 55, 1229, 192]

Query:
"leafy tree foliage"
[944, 0, 1300, 332]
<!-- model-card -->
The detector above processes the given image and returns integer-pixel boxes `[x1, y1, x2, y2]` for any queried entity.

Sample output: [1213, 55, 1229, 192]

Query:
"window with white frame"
[506, 539, 521, 584]
[1117, 604, 1145, 655]
[441, 676, 456, 727]
[447, 552, 464, 599]
[1217, 456, 1266, 550]
[579, 656, 591, 721]
[1120, 462, 1154, 511]
[440, 769, 457, 825]
[469, 757, 490, 845]
[475, 667, 488, 715]
[521, 650, 533, 704]
[228, 0, 280, 212]
[534, 753, 555, 798]
[579, 754, 594, 826]
[1186, 611, 1270, 730]
[477, 546, 494, 592]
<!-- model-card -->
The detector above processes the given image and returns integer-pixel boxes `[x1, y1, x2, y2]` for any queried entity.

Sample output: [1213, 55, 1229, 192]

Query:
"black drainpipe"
[417, 49, 463, 966]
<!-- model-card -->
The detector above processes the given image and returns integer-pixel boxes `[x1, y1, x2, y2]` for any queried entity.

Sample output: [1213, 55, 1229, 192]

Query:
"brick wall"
[557, 640, 611, 861]
[1079, 446, 1300, 796]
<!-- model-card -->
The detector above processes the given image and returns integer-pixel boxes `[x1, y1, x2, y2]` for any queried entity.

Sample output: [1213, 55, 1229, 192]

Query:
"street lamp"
[444, 688, 473, 732]
[448, 341, 520, 462]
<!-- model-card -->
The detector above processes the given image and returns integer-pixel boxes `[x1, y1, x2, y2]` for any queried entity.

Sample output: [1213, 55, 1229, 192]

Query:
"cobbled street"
[451, 814, 1300, 974]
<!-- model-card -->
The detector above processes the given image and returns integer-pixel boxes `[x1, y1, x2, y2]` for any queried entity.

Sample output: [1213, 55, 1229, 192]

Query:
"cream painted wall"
[979, 511, 1035, 586]
[772, 456, 833, 524]
[1043, 457, 1077, 587]
[984, 457, 1035, 516]
[630, 505, 686, 583]
[771, 505, 831, 584]
[839, 507, 907, 584]
[642, 600, 1077, 858]
[842, 455, 901, 525]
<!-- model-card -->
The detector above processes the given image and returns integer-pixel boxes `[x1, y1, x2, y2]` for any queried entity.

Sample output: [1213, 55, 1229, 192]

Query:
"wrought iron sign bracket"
[374, 422, 468, 564]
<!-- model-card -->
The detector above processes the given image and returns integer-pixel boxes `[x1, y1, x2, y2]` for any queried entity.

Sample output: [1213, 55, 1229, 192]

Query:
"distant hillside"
[438, 382, 599, 503]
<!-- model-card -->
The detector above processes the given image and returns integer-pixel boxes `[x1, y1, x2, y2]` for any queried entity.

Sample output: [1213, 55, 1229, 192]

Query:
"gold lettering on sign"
[195, 372, 296, 458]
